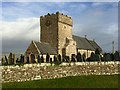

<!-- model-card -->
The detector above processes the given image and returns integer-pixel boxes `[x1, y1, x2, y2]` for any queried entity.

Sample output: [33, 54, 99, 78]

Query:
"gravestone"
[41, 55, 44, 63]
[58, 54, 62, 62]
[37, 55, 41, 63]
[46, 53, 50, 63]
[26, 56, 30, 64]
[5, 56, 8, 65]
[76, 52, 82, 62]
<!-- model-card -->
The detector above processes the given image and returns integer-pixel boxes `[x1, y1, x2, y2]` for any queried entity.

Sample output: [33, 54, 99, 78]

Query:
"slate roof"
[33, 41, 57, 55]
[88, 40, 102, 52]
[73, 35, 102, 51]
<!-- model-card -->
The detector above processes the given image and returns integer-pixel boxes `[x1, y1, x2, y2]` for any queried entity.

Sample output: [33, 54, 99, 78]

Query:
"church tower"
[40, 12, 76, 56]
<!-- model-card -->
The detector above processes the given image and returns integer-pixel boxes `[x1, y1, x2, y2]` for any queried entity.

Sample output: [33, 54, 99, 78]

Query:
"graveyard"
[1, 40, 120, 88]
[1, 50, 120, 88]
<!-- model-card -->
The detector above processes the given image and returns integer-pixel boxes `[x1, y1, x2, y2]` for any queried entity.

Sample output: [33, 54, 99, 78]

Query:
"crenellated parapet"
[40, 12, 72, 19]
[40, 12, 73, 26]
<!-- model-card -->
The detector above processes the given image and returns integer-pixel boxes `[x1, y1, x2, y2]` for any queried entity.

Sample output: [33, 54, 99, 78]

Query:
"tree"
[114, 51, 120, 61]
[90, 52, 95, 61]
[105, 53, 111, 61]
[110, 53, 114, 61]
[94, 54, 101, 61]
[95, 48, 100, 55]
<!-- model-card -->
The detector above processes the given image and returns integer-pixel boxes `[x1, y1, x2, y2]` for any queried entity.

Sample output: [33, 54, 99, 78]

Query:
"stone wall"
[2, 61, 119, 83]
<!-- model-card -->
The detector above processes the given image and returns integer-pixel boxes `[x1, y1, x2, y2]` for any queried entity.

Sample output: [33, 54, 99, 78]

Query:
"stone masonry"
[40, 12, 77, 57]
[2, 61, 120, 83]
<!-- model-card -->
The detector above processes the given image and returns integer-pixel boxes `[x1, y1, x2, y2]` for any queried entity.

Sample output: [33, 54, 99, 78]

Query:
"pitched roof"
[73, 35, 102, 51]
[33, 41, 57, 55]
[88, 40, 102, 52]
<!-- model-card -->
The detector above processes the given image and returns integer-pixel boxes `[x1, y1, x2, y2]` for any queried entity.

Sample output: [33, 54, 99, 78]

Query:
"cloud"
[1, 17, 40, 52]
[72, 2, 118, 52]
[1, 18, 40, 40]
[1, 2, 118, 53]
[2, 2, 49, 21]
[2, 0, 119, 2]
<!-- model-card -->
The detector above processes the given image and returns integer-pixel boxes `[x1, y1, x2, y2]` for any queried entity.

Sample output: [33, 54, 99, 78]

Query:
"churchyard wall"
[2, 61, 120, 83]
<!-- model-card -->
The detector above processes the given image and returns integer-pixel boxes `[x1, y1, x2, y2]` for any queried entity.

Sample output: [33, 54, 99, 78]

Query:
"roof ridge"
[32, 41, 41, 54]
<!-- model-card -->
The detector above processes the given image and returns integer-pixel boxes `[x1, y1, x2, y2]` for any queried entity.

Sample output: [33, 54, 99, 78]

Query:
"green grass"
[2, 74, 119, 88]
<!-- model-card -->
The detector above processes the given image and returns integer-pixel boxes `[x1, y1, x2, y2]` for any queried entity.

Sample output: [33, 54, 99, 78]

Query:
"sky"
[0, 1, 118, 53]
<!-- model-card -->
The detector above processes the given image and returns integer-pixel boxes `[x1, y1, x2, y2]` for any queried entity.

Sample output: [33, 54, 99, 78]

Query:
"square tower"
[40, 12, 76, 56]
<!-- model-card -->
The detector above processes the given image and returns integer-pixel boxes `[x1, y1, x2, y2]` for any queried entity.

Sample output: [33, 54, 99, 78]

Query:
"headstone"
[20, 54, 25, 63]
[8, 52, 13, 65]
[50, 58, 52, 66]
[82, 53, 86, 62]
[37, 55, 41, 63]
[13, 54, 16, 64]
[5, 55, 8, 65]
[46, 53, 50, 63]
[58, 54, 62, 62]
[26, 56, 30, 64]
[31, 54, 36, 63]
[76, 52, 82, 62]
[71, 54, 76, 62]
[54, 55, 57, 63]
[41, 55, 44, 63]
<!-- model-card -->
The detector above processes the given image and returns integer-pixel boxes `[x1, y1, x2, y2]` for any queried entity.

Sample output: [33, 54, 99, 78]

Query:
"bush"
[114, 51, 120, 61]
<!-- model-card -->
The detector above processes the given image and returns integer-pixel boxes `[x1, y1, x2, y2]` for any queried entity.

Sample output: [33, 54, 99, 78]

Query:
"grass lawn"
[2, 74, 119, 88]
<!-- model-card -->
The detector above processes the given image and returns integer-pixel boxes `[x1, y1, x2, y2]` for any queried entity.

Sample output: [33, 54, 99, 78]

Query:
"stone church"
[25, 12, 102, 62]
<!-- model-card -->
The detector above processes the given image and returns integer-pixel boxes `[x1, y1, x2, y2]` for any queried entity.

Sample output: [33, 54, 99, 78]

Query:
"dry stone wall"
[2, 61, 120, 83]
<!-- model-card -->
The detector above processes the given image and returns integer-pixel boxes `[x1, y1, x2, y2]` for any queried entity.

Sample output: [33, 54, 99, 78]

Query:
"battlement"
[40, 12, 73, 26]
[40, 12, 72, 19]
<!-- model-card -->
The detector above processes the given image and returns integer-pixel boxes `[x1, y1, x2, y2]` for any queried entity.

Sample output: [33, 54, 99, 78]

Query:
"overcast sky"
[0, 2, 118, 53]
